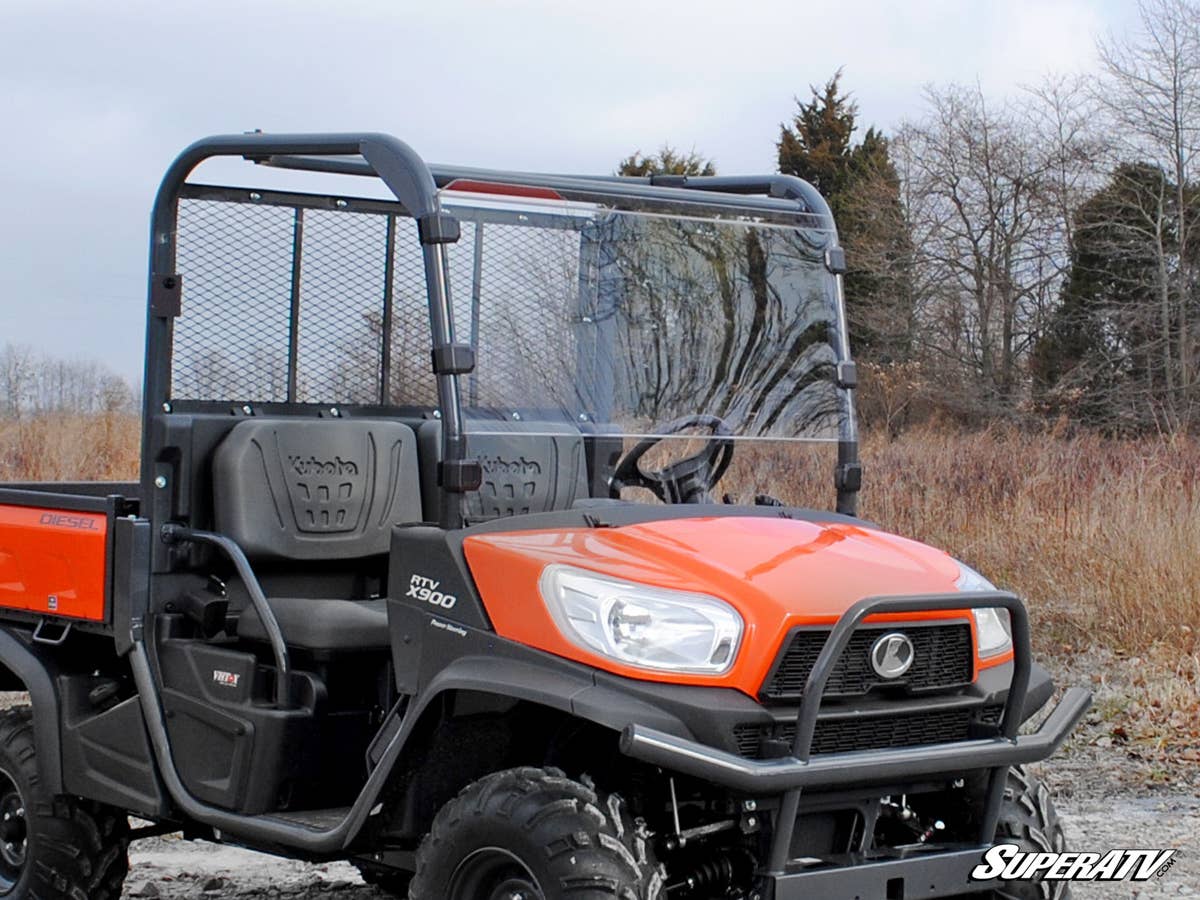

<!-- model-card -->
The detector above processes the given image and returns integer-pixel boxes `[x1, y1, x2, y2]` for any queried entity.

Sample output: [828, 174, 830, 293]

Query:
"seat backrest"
[418, 420, 589, 521]
[213, 418, 423, 560]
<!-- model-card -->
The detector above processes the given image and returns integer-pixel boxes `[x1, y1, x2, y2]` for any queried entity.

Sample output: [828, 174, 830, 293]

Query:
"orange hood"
[463, 516, 994, 696]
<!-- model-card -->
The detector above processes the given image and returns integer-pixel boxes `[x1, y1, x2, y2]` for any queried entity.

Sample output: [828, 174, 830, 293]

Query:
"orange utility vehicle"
[0, 133, 1090, 900]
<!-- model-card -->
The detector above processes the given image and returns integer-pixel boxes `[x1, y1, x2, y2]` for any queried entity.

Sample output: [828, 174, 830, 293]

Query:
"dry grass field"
[0, 412, 140, 482]
[4, 413, 1198, 766]
[864, 427, 1200, 770]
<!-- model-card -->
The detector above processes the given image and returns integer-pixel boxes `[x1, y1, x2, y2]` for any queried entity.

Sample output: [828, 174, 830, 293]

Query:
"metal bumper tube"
[619, 685, 1091, 794]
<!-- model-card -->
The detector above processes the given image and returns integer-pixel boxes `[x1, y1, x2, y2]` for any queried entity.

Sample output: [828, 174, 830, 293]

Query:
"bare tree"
[0, 343, 136, 418]
[1094, 0, 1200, 427]
[0, 344, 35, 418]
[895, 84, 1073, 414]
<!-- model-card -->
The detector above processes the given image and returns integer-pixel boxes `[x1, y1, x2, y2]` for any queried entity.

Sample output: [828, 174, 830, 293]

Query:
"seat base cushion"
[236, 597, 390, 651]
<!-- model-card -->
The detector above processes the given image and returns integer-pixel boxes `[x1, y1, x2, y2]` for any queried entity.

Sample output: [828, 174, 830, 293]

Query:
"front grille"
[762, 622, 973, 701]
[733, 704, 1004, 758]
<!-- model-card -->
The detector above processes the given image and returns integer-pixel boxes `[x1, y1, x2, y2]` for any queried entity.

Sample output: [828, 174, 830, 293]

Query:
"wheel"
[410, 767, 664, 900]
[0, 707, 130, 899]
[987, 766, 1070, 900]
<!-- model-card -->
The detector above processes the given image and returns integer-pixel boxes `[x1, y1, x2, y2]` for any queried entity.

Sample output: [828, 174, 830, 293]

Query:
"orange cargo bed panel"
[0, 504, 108, 621]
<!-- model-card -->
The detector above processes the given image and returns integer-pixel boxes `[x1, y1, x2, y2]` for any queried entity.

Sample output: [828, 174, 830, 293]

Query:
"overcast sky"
[0, 0, 1139, 383]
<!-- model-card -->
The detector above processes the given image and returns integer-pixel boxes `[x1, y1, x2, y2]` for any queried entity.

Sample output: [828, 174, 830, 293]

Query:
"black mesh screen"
[174, 199, 296, 402]
[171, 193, 449, 407]
[293, 208, 388, 404]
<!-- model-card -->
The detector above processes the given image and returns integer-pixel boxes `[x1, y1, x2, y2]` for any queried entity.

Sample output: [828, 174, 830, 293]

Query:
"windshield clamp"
[417, 212, 462, 245]
[836, 461, 863, 494]
[824, 247, 847, 275]
[439, 459, 483, 493]
[835, 360, 858, 389]
[431, 343, 476, 375]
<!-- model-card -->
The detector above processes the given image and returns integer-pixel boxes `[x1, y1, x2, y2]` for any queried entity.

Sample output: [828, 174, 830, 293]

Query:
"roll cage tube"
[258, 152, 862, 515]
[139, 132, 470, 529]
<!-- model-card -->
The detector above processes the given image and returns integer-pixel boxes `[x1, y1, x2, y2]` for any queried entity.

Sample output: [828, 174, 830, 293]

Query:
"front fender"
[411, 653, 700, 741]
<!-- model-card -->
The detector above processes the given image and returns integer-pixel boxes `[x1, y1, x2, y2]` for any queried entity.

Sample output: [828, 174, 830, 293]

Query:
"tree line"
[621, 0, 1200, 435]
[0, 343, 136, 418]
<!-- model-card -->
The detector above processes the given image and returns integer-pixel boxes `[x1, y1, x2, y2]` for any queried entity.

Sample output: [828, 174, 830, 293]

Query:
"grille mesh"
[762, 623, 973, 700]
[733, 704, 1004, 758]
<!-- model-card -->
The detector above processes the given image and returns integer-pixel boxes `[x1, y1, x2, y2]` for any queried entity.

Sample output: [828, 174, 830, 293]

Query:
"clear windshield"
[442, 195, 852, 445]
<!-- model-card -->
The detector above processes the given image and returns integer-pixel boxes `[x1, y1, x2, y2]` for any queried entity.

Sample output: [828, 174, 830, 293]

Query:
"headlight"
[538, 565, 743, 675]
[954, 561, 1013, 658]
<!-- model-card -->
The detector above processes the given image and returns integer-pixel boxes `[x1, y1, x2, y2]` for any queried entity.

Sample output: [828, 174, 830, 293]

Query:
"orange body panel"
[464, 516, 1013, 697]
[0, 504, 108, 621]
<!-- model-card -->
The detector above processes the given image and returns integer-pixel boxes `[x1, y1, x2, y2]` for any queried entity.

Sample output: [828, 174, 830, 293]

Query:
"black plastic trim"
[459, 503, 862, 536]
[824, 246, 847, 274]
[150, 273, 182, 318]
[431, 343, 476, 375]
[0, 627, 64, 792]
[417, 211, 461, 245]
[438, 459, 483, 493]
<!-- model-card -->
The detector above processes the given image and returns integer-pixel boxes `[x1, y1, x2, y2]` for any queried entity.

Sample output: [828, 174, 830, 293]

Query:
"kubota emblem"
[870, 632, 915, 679]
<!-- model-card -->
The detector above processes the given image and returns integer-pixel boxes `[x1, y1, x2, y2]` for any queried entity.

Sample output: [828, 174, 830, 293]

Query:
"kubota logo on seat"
[870, 632, 915, 679]
[288, 455, 359, 477]
[481, 455, 541, 477]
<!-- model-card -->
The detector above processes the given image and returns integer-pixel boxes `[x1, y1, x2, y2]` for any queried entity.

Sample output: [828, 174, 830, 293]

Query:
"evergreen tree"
[1033, 163, 1179, 429]
[778, 73, 914, 362]
[778, 73, 857, 214]
[617, 145, 716, 177]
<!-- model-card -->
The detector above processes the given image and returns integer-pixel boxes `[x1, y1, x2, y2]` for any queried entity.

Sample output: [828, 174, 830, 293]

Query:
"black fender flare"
[0, 627, 63, 793]
[407, 653, 699, 741]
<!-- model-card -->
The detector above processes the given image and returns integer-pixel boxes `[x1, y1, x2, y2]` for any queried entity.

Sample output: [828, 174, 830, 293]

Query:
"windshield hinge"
[150, 273, 182, 318]
[824, 247, 847, 275]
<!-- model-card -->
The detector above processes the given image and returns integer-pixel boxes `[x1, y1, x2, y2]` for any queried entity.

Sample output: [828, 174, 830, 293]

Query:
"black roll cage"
[141, 132, 861, 527]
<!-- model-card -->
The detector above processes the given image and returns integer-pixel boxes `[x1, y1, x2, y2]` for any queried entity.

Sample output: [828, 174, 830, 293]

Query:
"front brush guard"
[618, 591, 1092, 880]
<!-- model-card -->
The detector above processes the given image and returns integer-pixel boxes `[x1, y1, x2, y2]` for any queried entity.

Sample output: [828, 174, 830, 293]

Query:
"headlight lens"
[954, 561, 1013, 658]
[538, 565, 743, 674]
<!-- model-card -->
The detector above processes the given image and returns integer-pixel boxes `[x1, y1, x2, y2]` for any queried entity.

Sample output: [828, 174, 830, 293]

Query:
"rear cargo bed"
[0, 484, 139, 625]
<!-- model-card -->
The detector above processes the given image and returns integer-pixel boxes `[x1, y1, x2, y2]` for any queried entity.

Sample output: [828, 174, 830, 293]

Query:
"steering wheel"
[609, 415, 734, 504]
